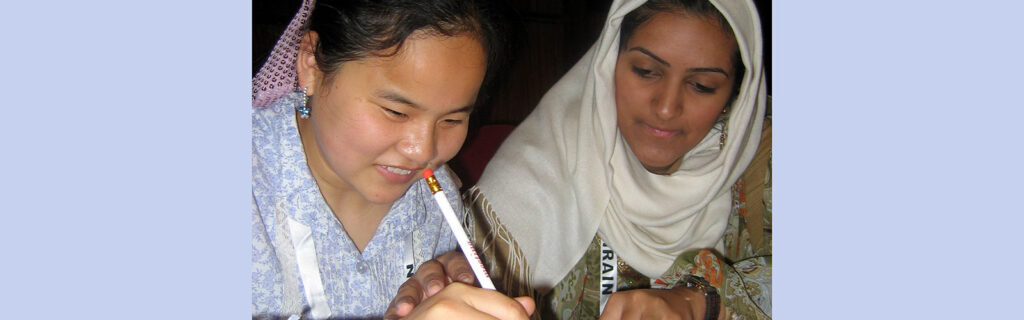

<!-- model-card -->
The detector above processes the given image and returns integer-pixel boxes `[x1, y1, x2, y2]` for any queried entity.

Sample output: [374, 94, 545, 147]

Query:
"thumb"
[513, 296, 536, 316]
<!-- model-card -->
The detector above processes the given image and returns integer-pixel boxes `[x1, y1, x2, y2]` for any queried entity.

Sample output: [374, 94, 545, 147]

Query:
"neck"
[296, 114, 392, 252]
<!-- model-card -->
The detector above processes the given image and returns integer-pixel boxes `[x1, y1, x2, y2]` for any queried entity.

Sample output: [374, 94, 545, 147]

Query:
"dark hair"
[308, 0, 511, 103]
[619, 0, 745, 108]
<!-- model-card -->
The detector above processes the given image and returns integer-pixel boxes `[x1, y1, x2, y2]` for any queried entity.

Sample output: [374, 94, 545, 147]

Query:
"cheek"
[315, 108, 389, 157]
[613, 77, 650, 118]
[348, 115, 398, 156]
[613, 90, 631, 124]
[313, 122, 358, 168]
[680, 104, 727, 145]
[436, 127, 468, 162]
[614, 86, 650, 136]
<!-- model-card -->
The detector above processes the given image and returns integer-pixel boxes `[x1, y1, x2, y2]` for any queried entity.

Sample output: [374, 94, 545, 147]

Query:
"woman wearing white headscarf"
[463, 0, 771, 318]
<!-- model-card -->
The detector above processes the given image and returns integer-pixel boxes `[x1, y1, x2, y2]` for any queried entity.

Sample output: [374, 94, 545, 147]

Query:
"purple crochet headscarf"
[252, 0, 315, 108]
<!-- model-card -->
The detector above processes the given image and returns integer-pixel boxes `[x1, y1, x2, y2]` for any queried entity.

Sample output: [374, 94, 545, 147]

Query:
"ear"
[296, 31, 322, 95]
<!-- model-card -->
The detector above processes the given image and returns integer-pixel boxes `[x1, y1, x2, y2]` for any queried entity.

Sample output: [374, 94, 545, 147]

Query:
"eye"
[631, 66, 658, 79]
[439, 117, 466, 128]
[692, 82, 717, 94]
[382, 107, 408, 119]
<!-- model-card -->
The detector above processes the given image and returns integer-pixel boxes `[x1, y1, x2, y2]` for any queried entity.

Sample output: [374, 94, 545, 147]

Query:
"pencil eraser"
[422, 168, 434, 178]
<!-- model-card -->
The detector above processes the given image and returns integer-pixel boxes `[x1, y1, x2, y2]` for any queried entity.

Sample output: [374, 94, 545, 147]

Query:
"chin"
[639, 161, 672, 175]
[641, 164, 670, 175]
[361, 188, 409, 205]
[627, 137, 683, 174]
[638, 155, 682, 175]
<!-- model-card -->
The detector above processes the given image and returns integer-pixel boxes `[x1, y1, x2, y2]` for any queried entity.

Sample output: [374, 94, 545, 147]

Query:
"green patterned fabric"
[468, 122, 772, 320]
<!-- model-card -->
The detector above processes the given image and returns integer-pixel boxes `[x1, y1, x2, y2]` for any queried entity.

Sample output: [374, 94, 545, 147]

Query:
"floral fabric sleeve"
[655, 119, 772, 319]
[654, 249, 770, 320]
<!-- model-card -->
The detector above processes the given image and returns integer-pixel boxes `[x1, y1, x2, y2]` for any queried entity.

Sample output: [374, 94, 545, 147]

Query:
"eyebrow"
[629, 47, 671, 66]
[687, 67, 729, 77]
[375, 89, 475, 114]
[628, 47, 729, 77]
[377, 89, 422, 110]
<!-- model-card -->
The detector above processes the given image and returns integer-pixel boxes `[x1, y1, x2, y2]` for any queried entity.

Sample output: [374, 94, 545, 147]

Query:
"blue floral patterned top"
[252, 92, 465, 319]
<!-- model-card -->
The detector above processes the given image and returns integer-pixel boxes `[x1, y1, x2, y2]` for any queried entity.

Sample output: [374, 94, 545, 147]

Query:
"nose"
[652, 85, 683, 121]
[398, 123, 437, 166]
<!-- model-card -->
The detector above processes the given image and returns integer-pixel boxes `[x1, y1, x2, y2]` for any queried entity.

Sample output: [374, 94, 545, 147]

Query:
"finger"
[384, 294, 417, 319]
[453, 283, 532, 320]
[513, 296, 536, 316]
[407, 294, 500, 320]
[393, 300, 415, 318]
[436, 250, 475, 285]
[413, 259, 448, 297]
[386, 278, 424, 319]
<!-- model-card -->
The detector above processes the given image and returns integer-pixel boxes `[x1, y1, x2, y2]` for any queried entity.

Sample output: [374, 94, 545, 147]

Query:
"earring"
[719, 109, 729, 150]
[719, 118, 728, 150]
[295, 87, 311, 119]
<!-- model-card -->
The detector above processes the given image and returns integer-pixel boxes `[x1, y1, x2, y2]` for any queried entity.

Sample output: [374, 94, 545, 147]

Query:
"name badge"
[405, 233, 416, 278]
[599, 238, 617, 314]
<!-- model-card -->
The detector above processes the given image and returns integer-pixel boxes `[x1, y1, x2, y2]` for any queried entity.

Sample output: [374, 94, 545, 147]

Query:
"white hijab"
[475, 0, 765, 289]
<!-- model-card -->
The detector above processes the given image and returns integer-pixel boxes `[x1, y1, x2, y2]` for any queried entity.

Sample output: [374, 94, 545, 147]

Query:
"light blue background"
[2, 0, 1023, 318]
[1, 0, 250, 317]
[775, 0, 1024, 318]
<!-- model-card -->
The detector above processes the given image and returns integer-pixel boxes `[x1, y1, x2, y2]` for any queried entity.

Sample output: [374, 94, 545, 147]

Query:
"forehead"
[398, 32, 485, 75]
[625, 11, 737, 68]
[349, 33, 487, 110]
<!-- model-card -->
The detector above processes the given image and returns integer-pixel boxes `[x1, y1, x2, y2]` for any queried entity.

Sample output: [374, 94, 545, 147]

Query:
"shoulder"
[725, 117, 771, 259]
[740, 117, 770, 211]
[742, 117, 771, 188]
[253, 92, 303, 143]
[253, 92, 307, 198]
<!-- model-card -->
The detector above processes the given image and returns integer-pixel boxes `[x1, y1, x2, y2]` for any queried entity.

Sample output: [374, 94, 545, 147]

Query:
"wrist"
[676, 275, 720, 320]
[674, 284, 706, 319]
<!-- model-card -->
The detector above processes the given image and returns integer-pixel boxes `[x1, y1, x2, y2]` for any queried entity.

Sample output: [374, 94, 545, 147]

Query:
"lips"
[642, 123, 680, 138]
[384, 166, 412, 175]
[376, 165, 419, 183]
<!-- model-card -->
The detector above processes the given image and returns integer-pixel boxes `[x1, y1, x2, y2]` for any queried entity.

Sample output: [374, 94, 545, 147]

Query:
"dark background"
[253, 0, 769, 126]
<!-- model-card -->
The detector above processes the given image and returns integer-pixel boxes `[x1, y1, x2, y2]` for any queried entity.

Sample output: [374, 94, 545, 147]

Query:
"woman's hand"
[384, 250, 535, 319]
[599, 286, 711, 320]
[388, 282, 535, 320]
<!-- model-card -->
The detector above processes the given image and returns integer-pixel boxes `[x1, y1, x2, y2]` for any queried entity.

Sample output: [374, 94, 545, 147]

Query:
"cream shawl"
[475, 0, 766, 290]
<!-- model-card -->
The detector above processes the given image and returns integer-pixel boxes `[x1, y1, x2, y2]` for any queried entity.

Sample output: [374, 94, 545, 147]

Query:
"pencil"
[421, 169, 496, 290]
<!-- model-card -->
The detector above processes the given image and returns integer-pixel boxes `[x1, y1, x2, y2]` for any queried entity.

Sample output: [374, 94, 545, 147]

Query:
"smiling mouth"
[383, 166, 413, 175]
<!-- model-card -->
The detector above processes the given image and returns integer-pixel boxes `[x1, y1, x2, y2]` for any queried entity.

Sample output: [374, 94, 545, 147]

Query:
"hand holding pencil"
[382, 169, 534, 320]
[384, 251, 534, 320]
[421, 169, 495, 290]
